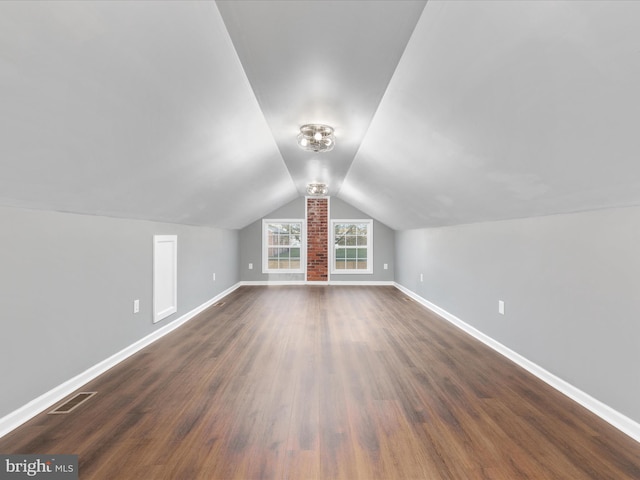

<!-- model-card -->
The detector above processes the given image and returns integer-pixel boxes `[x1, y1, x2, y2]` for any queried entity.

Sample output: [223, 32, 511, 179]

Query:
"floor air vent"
[49, 392, 97, 414]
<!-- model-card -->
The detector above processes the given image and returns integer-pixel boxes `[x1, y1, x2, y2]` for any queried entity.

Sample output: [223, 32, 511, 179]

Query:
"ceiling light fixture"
[297, 124, 335, 153]
[306, 183, 329, 196]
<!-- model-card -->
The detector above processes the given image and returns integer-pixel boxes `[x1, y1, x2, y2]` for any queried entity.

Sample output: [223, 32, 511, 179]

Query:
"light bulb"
[298, 124, 334, 153]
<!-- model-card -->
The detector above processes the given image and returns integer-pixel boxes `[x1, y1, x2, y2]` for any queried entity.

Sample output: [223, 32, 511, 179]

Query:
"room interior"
[1, 0, 639, 477]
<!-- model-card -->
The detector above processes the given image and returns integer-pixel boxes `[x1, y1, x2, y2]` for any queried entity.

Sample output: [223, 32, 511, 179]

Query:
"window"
[262, 220, 305, 273]
[331, 220, 373, 274]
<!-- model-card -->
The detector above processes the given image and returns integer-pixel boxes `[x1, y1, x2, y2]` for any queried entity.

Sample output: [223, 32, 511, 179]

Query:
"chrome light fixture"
[307, 183, 329, 196]
[297, 124, 335, 153]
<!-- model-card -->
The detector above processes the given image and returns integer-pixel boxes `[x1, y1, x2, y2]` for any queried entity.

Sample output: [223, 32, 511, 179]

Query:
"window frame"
[262, 219, 306, 274]
[330, 219, 373, 275]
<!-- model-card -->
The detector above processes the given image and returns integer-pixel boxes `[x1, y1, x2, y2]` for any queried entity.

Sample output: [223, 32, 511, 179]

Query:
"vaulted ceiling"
[1, 1, 639, 230]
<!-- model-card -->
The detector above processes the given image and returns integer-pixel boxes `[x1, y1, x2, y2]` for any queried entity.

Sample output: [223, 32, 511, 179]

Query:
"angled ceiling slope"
[2, 1, 640, 232]
[343, 0, 640, 230]
[0, 1, 296, 229]
[216, 0, 427, 198]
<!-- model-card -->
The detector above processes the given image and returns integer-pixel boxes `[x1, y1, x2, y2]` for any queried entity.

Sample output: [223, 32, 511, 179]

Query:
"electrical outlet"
[133, 299, 140, 314]
[498, 300, 505, 315]
[213, 273, 216, 281]
[420, 273, 424, 282]
[248, 263, 253, 270]
[383, 263, 388, 270]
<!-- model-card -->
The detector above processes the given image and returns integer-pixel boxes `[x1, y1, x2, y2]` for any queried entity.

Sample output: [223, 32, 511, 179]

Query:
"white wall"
[395, 205, 640, 426]
[238, 197, 395, 283]
[0, 205, 238, 419]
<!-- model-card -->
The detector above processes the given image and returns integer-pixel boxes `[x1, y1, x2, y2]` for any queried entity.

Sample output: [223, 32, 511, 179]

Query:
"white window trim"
[331, 219, 373, 275]
[262, 219, 306, 274]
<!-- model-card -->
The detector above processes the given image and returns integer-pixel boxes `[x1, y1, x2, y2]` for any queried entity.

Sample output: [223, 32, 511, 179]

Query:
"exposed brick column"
[306, 197, 328, 282]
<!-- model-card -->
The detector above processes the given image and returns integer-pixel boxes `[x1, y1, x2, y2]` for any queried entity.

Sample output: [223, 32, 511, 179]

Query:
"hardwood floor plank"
[1, 286, 638, 479]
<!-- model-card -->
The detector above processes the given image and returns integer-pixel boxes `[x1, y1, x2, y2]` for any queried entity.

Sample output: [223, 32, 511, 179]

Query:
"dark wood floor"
[1, 286, 639, 479]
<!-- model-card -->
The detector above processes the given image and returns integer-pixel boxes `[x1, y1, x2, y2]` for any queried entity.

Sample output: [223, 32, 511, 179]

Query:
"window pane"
[335, 224, 350, 235]
[264, 221, 304, 272]
[268, 249, 279, 268]
[331, 220, 372, 274]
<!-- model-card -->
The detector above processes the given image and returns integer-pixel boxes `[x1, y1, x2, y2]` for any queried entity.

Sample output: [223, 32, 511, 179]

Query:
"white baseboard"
[239, 280, 394, 286]
[0, 282, 242, 439]
[8, 281, 635, 445]
[394, 283, 640, 444]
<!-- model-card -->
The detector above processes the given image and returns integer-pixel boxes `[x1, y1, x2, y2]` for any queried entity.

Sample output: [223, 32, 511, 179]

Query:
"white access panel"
[153, 235, 177, 323]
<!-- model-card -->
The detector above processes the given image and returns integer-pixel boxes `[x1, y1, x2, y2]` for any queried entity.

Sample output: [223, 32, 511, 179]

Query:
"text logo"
[0, 455, 77, 479]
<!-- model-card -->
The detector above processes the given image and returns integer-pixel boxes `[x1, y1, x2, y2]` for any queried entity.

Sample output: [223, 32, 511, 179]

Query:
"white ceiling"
[1, 1, 640, 230]
[344, 0, 640, 229]
[216, 0, 426, 198]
